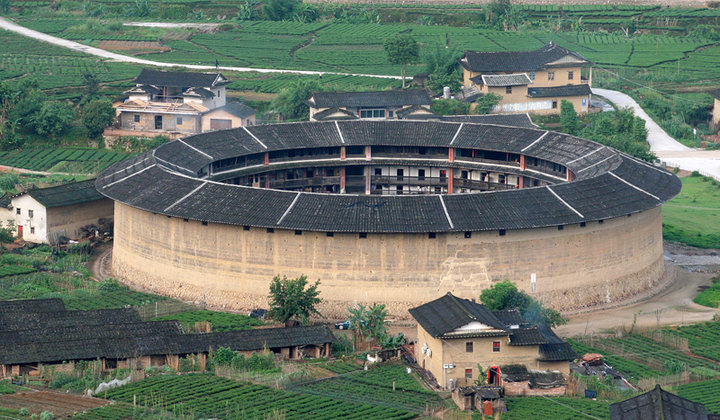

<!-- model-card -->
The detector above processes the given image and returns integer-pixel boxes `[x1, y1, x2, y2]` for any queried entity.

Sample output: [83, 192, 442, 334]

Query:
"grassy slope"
[663, 175, 720, 249]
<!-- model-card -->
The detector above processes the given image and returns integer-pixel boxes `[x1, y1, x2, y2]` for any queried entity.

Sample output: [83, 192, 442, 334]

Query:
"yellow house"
[459, 43, 592, 115]
[409, 293, 576, 390]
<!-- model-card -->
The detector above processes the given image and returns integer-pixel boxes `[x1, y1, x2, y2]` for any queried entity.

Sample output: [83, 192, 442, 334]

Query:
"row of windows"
[15, 208, 33, 218]
[132, 115, 184, 125]
[465, 341, 501, 353]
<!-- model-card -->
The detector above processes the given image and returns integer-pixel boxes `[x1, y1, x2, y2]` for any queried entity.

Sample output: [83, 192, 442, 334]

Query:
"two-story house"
[114, 69, 256, 136]
[459, 43, 592, 115]
[306, 89, 435, 121]
[410, 293, 576, 390]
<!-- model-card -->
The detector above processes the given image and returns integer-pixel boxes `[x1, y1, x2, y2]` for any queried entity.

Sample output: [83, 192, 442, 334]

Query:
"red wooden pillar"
[518, 176, 525, 189]
[340, 167, 346, 193]
[448, 148, 455, 162]
[520, 155, 526, 170]
[447, 168, 454, 194]
[264, 176, 270, 188]
[340, 146, 346, 160]
[264, 152, 269, 165]
[365, 166, 371, 195]
[566, 168, 573, 181]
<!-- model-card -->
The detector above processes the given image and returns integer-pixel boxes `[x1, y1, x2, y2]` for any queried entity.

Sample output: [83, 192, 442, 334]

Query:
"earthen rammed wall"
[112, 202, 665, 317]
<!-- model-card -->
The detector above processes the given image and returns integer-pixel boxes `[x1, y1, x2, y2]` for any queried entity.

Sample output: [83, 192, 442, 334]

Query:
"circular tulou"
[96, 120, 681, 317]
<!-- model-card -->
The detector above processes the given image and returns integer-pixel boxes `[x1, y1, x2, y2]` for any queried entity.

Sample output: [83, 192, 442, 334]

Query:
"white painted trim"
[521, 131, 549, 152]
[608, 172, 660, 201]
[567, 146, 604, 165]
[546, 186, 584, 218]
[178, 139, 214, 159]
[243, 126, 267, 149]
[164, 182, 207, 212]
[102, 164, 156, 188]
[335, 121, 345, 144]
[277, 192, 301, 225]
[449, 123, 464, 145]
[101, 157, 150, 180]
[438, 195, 454, 229]
[576, 155, 614, 173]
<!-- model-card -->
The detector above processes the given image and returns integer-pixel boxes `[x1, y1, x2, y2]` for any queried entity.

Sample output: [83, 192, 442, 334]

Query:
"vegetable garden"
[0, 148, 131, 174]
[153, 310, 263, 332]
[103, 373, 419, 419]
[498, 397, 611, 420]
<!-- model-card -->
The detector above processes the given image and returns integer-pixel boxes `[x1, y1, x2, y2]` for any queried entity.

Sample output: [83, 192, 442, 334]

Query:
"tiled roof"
[0, 193, 10, 208]
[481, 73, 532, 87]
[710, 89, 720, 100]
[96, 120, 681, 234]
[134, 69, 227, 88]
[527, 84, 592, 98]
[0, 299, 334, 365]
[408, 293, 507, 338]
[610, 385, 711, 420]
[509, 326, 548, 345]
[26, 179, 104, 208]
[461, 43, 589, 73]
[208, 101, 256, 119]
[435, 114, 537, 128]
[492, 309, 527, 326]
[312, 107, 359, 121]
[308, 89, 432, 108]
[184, 87, 215, 99]
[396, 104, 435, 118]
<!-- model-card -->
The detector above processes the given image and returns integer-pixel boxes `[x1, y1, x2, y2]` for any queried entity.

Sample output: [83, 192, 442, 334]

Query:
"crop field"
[600, 335, 720, 373]
[153, 309, 262, 332]
[63, 289, 171, 310]
[0, 148, 131, 174]
[567, 339, 666, 381]
[677, 380, 720, 413]
[498, 397, 611, 419]
[321, 360, 362, 374]
[0, 264, 36, 278]
[104, 373, 418, 419]
[665, 321, 720, 362]
[297, 364, 441, 413]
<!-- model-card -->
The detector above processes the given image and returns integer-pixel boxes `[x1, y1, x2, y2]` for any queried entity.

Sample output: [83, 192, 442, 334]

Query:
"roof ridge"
[446, 292, 478, 322]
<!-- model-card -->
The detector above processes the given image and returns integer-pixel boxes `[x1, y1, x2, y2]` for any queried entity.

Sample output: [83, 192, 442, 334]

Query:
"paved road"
[593, 87, 720, 180]
[0, 17, 400, 79]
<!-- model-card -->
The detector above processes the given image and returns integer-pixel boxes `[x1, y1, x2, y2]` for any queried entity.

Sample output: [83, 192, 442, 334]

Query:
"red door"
[17, 225, 22, 238]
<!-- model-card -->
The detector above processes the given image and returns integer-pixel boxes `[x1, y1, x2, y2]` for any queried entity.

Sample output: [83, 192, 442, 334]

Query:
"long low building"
[96, 119, 680, 317]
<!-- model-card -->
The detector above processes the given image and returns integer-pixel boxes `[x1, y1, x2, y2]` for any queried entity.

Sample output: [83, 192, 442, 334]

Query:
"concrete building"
[409, 293, 576, 390]
[711, 89, 720, 131]
[4, 179, 112, 244]
[96, 120, 680, 317]
[113, 69, 255, 136]
[307, 90, 434, 121]
[459, 43, 592, 115]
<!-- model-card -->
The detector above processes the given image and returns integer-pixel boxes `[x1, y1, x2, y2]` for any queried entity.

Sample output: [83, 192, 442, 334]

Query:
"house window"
[568, 71, 574, 80]
[466, 342, 473, 352]
[464, 231, 472, 239]
[176, 117, 183, 125]
[529, 72, 536, 80]
[428, 232, 436, 239]
[548, 71, 555, 81]
[465, 369, 473, 380]
[375, 168, 382, 176]
[493, 341, 501, 352]
[418, 169, 425, 180]
[359, 232, 367, 238]
[506, 86, 512, 94]
[552, 101, 558, 109]
[388, 110, 394, 118]
[134, 114, 140, 123]
[360, 109, 386, 119]
[30, 227, 34, 234]
[16, 208, 20, 215]
[28, 210, 33, 218]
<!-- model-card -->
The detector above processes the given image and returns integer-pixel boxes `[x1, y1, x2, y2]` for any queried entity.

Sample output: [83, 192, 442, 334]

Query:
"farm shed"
[0, 299, 334, 377]
[6, 179, 113, 244]
[609, 384, 719, 419]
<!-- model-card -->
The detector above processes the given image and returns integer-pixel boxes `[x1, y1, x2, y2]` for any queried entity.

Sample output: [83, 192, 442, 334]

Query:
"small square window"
[493, 341, 501, 352]
[499, 229, 506, 236]
[326, 232, 334, 237]
[30, 227, 35, 234]
[16, 208, 20, 215]
[464, 231, 472, 239]
[466, 342, 473, 353]
[243, 226, 250, 231]
[506, 86, 512, 94]
[529, 72, 536, 80]
[359, 232, 367, 238]
[580, 222, 586, 227]
[133, 114, 140, 123]
[201, 221, 208, 226]
[184, 219, 189, 222]
[552, 101, 558, 109]
[267, 228, 274, 233]
[599, 220, 604, 224]
[428, 232, 436, 239]
[28, 210, 33, 218]
[295, 230, 302, 235]
[568, 71, 574, 80]
[557, 225, 564, 231]
[465, 369, 473, 380]
[177, 117, 183, 125]
[548, 71, 555, 81]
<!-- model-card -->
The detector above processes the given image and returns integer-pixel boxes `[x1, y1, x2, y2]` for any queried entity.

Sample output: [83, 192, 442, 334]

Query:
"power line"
[540, 395, 605, 420]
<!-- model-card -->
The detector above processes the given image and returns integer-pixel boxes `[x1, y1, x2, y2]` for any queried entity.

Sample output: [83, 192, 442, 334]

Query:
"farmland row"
[0, 148, 131, 174]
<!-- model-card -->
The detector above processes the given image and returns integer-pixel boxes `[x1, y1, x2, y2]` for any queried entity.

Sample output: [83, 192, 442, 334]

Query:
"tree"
[0, 0, 10, 14]
[384, 35, 419, 88]
[347, 303, 388, 350]
[423, 45, 462, 94]
[631, 116, 647, 144]
[267, 274, 322, 324]
[32, 101, 74, 138]
[431, 99, 470, 116]
[560, 99, 578, 135]
[271, 79, 320, 121]
[479, 280, 567, 328]
[473, 93, 502, 115]
[82, 98, 116, 138]
[262, 0, 300, 21]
